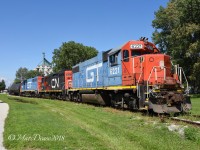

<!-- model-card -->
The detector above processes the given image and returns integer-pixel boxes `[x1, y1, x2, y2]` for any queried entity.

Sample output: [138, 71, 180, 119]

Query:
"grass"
[190, 96, 200, 115]
[0, 94, 200, 150]
[178, 95, 200, 121]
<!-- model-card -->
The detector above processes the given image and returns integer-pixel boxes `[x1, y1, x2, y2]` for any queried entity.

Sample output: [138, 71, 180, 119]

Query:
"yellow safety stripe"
[104, 86, 137, 90]
[21, 90, 36, 92]
[68, 87, 103, 91]
[39, 90, 62, 92]
[69, 85, 137, 91]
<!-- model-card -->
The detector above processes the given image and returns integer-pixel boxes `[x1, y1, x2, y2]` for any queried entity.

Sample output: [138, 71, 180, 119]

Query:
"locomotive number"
[110, 67, 119, 75]
[130, 44, 143, 49]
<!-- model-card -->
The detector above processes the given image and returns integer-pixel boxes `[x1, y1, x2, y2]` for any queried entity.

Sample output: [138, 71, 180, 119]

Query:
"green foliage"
[52, 41, 98, 72]
[152, 0, 200, 92]
[0, 80, 6, 91]
[26, 70, 43, 79]
[15, 67, 28, 81]
[15, 67, 43, 82]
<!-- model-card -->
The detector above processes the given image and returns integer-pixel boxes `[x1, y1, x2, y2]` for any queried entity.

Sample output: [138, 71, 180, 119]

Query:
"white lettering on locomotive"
[51, 78, 59, 88]
[130, 44, 143, 49]
[110, 67, 120, 75]
[27, 82, 32, 89]
[86, 63, 102, 83]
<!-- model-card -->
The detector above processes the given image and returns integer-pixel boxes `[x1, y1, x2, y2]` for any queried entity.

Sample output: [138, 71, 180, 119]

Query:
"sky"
[0, 0, 169, 87]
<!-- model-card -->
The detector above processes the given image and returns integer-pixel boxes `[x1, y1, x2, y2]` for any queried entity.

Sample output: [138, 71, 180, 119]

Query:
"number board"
[130, 44, 143, 49]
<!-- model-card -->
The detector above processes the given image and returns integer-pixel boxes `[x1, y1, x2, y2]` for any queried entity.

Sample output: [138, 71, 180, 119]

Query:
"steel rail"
[170, 117, 200, 127]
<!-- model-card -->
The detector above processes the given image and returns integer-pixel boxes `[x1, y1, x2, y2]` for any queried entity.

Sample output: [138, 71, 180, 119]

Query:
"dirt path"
[0, 101, 9, 150]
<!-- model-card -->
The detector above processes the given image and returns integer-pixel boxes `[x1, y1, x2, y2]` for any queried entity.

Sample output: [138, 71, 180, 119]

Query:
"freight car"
[9, 82, 21, 95]
[68, 38, 191, 113]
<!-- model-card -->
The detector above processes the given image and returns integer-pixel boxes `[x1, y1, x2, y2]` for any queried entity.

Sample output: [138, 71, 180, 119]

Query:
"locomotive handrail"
[146, 66, 189, 98]
[179, 67, 189, 94]
[137, 60, 143, 98]
[174, 65, 189, 93]
[146, 66, 171, 98]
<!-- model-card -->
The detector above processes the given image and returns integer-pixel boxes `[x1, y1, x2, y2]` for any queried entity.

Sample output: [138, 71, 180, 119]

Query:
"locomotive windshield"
[131, 50, 141, 57]
[131, 50, 150, 57]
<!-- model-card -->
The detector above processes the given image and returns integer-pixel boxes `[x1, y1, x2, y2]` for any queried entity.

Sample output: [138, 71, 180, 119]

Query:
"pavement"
[0, 101, 9, 150]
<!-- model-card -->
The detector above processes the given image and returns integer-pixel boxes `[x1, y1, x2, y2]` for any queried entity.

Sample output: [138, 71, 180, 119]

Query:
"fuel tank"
[82, 94, 106, 105]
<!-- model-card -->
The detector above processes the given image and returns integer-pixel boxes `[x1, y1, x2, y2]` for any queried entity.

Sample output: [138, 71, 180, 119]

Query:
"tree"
[152, 0, 200, 92]
[52, 41, 98, 72]
[15, 67, 29, 82]
[14, 67, 43, 83]
[0, 80, 6, 91]
[26, 70, 43, 79]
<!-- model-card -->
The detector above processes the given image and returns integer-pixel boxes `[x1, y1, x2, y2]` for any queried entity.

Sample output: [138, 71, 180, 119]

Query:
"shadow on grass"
[8, 97, 38, 104]
[190, 94, 200, 98]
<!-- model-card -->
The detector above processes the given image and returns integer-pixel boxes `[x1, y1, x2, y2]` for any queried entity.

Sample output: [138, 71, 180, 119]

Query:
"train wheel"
[127, 98, 138, 110]
[77, 93, 82, 103]
[111, 94, 124, 109]
[111, 100, 116, 108]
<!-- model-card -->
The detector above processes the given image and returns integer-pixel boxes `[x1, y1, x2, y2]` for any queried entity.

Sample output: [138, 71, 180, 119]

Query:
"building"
[35, 53, 53, 76]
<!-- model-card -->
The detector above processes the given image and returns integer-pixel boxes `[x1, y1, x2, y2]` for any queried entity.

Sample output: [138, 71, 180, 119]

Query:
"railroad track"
[170, 117, 200, 127]
[157, 113, 200, 127]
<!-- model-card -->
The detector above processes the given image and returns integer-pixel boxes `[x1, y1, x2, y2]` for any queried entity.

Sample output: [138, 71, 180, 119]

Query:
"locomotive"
[10, 38, 191, 114]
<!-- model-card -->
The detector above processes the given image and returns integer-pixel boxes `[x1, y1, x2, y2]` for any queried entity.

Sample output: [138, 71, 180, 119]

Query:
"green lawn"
[0, 94, 200, 150]
[190, 96, 200, 115]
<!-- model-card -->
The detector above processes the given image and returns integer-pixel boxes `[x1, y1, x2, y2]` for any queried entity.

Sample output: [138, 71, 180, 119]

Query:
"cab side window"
[109, 53, 118, 66]
[123, 50, 129, 62]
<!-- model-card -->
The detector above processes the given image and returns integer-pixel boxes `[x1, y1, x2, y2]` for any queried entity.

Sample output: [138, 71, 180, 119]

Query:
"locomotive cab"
[121, 38, 159, 86]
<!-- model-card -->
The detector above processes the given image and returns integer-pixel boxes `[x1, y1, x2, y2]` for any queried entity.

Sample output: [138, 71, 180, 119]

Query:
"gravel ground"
[0, 101, 9, 150]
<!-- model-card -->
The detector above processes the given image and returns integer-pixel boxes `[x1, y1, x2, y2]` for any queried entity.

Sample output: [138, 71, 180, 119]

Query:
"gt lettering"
[86, 63, 102, 83]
